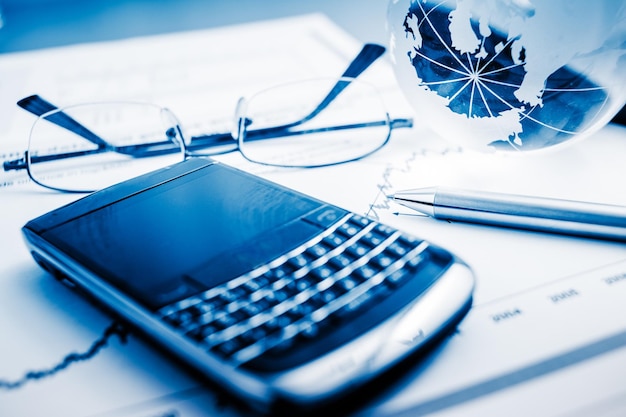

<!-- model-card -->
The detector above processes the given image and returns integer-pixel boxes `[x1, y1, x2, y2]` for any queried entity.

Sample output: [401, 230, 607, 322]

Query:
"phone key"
[224, 331, 255, 354]
[249, 287, 269, 302]
[333, 290, 376, 321]
[335, 276, 358, 292]
[270, 288, 291, 304]
[291, 276, 313, 292]
[250, 274, 271, 289]
[280, 281, 301, 299]
[309, 265, 334, 281]
[163, 311, 189, 328]
[287, 253, 310, 269]
[225, 300, 243, 314]
[267, 263, 296, 280]
[192, 310, 215, 327]
[280, 309, 304, 325]
[226, 303, 253, 326]
[297, 320, 319, 339]
[260, 315, 291, 335]
[173, 297, 202, 311]
[180, 309, 200, 325]
[198, 302, 217, 315]
[244, 326, 269, 343]
[337, 222, 360, 238]
[214, 312, 240, 329]
[352, 264, 378, 281]
[330, 280, 348, 298]
[374, 223, 395, 237]
[212, 334, 250, 357]
[224, 298, 244, 313]
[349, 214, 372, 228]
[303, 292, 326, 310]
[295, 300, 316, 316]
[255, 294, 281, 311]
[328, 253, 352, 270]
[318, 287, 341, 304]
[386, 254, 428, 287]
[264, 330, 297, 355]
[373, 253, 395, 269]
[258, 317, 280, 335]
[346, 242, 370, 258]
[345, 272, 367, 287]
[214, 291, 238, 304]
[239, 301, 263, 317]
[305, 243, 328, 259]
[385, 268, 411, 287]
[189, 322, 220, 342]
[360, 231, 385, 248]
[241, 279, 262, 292]
[162, 312, 184, 327]
[401, 234, 422, 245]
[233, 285, 251, 296]
[259, 318, 328, 360]
[323, 232, 347, 248]
[387, 244, 407, 259]
[177, 301, 202, 317]
[406, 252, 428, 270]
[249, 296, 273, 314]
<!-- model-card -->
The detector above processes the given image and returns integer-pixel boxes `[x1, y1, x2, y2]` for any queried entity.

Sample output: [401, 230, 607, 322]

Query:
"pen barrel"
[434, 188, 626, 241]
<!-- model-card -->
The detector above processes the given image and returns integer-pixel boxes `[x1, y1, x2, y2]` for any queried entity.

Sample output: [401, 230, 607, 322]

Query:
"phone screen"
[41, 164, 323, 310]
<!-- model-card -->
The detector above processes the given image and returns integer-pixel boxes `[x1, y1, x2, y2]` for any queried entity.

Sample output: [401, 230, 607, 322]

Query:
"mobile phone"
[22, 158, 474, 412]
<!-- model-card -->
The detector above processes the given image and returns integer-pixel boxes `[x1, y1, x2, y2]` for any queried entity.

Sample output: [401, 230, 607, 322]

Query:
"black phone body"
[22, 158, 474, 412]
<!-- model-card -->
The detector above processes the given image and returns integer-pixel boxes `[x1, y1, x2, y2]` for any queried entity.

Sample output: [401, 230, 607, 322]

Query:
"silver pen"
[388, 186, 626, 242]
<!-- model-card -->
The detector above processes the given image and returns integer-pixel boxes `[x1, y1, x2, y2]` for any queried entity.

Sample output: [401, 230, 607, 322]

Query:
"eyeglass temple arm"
[3, 95, 112, 171]
[4, 95, 112, 170]
[269, 43, 386, 130]
[314, 43, 385, 117]
[16, 95, 110, 148]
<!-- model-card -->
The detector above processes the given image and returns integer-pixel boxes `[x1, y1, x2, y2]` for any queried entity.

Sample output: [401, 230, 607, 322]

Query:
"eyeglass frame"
[3, 44, 414, 192]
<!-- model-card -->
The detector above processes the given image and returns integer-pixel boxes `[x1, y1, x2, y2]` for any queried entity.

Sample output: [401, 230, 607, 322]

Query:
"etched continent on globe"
[389, 0, 625, 151]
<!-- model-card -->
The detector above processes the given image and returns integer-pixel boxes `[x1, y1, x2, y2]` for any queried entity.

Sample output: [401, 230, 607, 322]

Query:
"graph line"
[0, 322, 128, 390]
[366, 146, 463, 220]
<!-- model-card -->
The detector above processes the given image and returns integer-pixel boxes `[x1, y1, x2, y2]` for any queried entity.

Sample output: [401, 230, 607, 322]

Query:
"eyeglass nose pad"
[232, 97, 249, 142]
[161, 107, 190, 148]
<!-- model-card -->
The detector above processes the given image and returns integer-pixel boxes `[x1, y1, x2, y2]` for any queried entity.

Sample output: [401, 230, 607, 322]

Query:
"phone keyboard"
[158, 212, 452, 372]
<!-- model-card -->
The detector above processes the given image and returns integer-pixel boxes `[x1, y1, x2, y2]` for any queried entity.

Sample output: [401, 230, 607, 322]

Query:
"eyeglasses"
[3, 44, 413, 193]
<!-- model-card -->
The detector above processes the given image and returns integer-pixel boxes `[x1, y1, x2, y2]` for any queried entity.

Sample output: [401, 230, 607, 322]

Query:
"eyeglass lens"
[27, 102, 185, 192]
[237, 77, 391, 167]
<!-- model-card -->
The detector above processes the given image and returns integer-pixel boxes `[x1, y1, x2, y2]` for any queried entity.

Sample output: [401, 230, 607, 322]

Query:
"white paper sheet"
[1, 13, 625, 417]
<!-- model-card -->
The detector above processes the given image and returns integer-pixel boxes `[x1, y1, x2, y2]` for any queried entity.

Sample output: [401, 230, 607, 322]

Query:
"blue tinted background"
[0, 0, 387, 52]
[1, 0, 623, 123]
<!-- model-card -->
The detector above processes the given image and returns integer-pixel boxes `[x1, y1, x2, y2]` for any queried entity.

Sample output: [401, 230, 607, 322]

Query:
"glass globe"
[388, 0, 626, 151]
